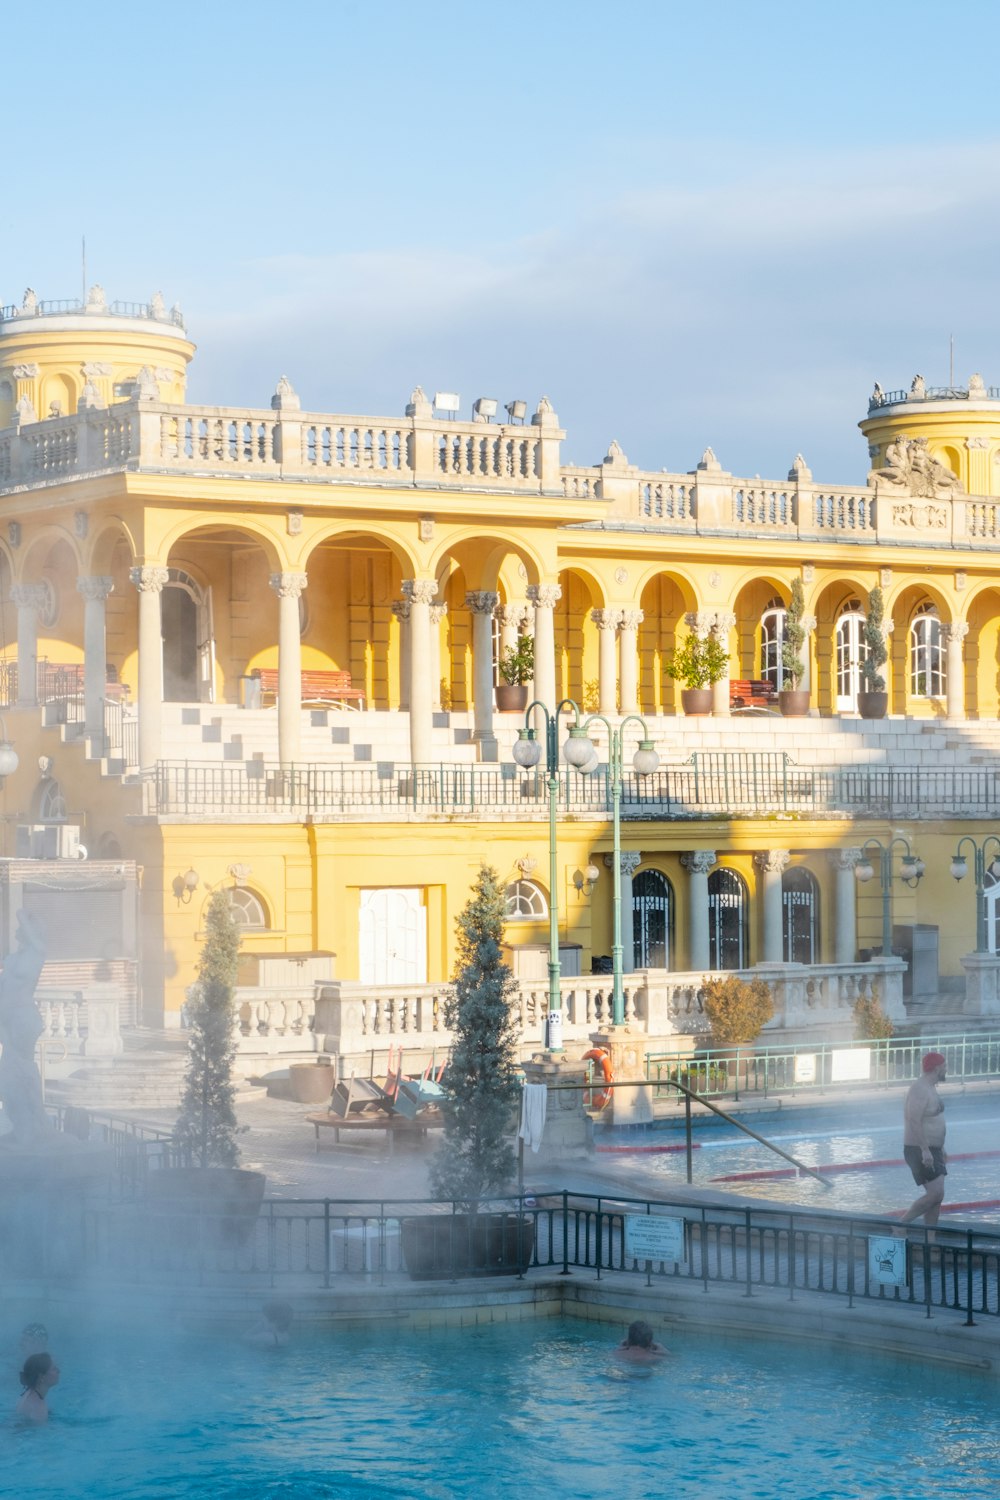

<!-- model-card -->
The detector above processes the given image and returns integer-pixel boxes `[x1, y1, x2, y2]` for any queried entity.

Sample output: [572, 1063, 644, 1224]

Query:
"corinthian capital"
[605, 850, 643, 879]
[269, 571, 308, 599]
[391, 600, 411, 624]
[942, 621, 969, 645]
[618, 609, 644, 632]
[497, 602, 530, 630]
[129, 566, 170, 594]
[10, 583, 48, 610]
[591, 608, 622, 632]
[681, 850, 717, 876]
[76, 575, 114, 604]
[465, 591, 499, 616]
[402, 579, 438, 607]
[527, 583, 561, 610]
[429, 603, 448, 625]
[828, 847, 862, 872]
[754, 850, 791, 876]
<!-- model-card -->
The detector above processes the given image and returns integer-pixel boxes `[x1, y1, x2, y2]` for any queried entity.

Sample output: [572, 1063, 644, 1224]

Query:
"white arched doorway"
[835, 602, 868, 713]
[163, 567, 214, 703]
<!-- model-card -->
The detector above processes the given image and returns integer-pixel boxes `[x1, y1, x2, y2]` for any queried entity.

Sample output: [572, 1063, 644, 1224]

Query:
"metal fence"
[647, 1032, 1000, 1102]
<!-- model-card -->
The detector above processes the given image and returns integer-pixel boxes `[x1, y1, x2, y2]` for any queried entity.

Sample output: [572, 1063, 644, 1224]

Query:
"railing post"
[966, 1228, 976, 1326]
[561, 1189, 570, 1276]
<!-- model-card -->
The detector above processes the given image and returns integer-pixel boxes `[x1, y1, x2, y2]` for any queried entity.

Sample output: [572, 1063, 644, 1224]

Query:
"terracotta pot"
[495, 683, 529, 712]
[401, 1212, 536, 1280]
[857, 691, 888, 720]
[778, 689, 810, 717]
[680, 687, 713, 716]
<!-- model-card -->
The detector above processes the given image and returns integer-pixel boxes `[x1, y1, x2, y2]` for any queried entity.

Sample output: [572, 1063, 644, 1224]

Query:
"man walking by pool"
[899, 1051, 947, 1228]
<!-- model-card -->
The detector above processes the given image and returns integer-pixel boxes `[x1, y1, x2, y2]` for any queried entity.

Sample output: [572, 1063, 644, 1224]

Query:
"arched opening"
[708, 867, 747, 970]
[760, 597, 786, 688]
[162, 568, 210, 703]
[834, 598, 868, 712]
[632, 869, 674, 969]
[782, 867, 820, 964]
[909, 603, 945, 701]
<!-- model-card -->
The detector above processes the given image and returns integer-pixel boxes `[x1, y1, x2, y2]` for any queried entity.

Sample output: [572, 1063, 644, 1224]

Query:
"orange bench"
[729, 678, 779, 710]
[251, 667, 365, 710]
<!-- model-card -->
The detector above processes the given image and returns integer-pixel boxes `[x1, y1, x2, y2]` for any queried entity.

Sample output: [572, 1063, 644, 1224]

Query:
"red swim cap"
[922, 1051, 946, 1073]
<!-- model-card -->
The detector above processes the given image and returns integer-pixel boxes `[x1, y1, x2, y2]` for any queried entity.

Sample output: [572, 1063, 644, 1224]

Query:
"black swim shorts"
[904, 1145, 947, 1186]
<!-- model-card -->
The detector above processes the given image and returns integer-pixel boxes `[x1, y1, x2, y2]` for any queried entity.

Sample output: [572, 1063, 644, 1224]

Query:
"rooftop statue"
[868, 434, 962, 499]
[969, 372, 987, 397]
[910, 374, 926, 398]
[0, 910, 51, 1145]
[21, 288, 37, 313]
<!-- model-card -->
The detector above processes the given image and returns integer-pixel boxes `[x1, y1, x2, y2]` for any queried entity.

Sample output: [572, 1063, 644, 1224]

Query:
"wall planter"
[857, 691, 888, 720]
[400, 1212, 536, 1280]
[778, 689, 810, 718]
[495, 683, 529, 713]
[288, 1061, 335, 1103]
[680, 687, 713, 716]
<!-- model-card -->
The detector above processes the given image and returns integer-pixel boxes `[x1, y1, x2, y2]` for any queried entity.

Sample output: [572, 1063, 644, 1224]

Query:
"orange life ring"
[582, 1047, 613, 1109]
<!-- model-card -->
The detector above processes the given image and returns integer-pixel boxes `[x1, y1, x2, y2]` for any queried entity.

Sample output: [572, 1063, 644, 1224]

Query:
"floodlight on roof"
[473, 397, 498, 421]
[505, 399, 527, 424]
[433, 391, 460, 416]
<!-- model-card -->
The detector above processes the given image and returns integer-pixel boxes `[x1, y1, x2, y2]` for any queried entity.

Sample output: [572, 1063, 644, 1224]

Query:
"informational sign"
[831, 1047, 871, 1083]
[868, 1234, 907, 1287]
[625, 1213, 686, 1265]
[794, 1053, 817, 1085]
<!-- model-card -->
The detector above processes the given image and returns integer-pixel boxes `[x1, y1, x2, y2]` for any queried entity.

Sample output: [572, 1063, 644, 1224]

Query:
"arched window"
[708, 868, 747, 970]
[760, 597, 786, 687]
[835, 599, 868, 712]
[782, 867, 820, 964]
[910, 604, 945, 698]
[33, 778, 67, 822]
[505, 880, 548, 920]
[632, 869, 674, 969]
[229, 887, 269, 929]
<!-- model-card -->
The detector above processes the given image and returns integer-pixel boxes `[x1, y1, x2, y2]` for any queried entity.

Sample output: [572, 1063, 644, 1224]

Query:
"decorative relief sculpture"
[891, 501, 948, 529]
[868, 434, 962, 498]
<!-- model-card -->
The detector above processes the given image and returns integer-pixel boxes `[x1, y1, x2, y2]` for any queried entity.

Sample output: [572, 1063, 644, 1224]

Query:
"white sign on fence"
[868, 1234, 907, 1287]
[830, 1047, 871, 1083]
[625, 1213, 686, 1265]
[794, 1053, 817, 1084]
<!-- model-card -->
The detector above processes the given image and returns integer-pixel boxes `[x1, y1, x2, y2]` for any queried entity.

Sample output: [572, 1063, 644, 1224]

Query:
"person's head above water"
[922, 1051, 947, 1076]
[263, 1301, 293, 1333]
[19, 1352, 58, 1394]
[625, 1320, 655, 1349]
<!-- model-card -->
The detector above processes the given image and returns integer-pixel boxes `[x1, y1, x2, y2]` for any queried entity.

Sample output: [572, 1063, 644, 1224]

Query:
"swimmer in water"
[16, 1352, 59, 1423]
[615, 1319, 668, 1363]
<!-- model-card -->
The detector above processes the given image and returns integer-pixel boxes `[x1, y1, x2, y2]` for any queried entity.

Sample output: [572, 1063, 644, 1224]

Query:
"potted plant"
[401, 864, 533, 1279]
[858, 585, 889, 719]
[495, 635, 534, 712]
[779, 577, 810, 717]
[702, 973, 775, 1046]
[148, 890, 265, 1244]
[665, 630, 728, 716]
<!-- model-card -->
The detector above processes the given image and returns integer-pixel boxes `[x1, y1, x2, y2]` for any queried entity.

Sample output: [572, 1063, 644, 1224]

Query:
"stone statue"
[910, 374, 926, 398]
[149, 291, 165, 318]
[0, 911, 50, 1144]
[21, 288, 37, 313]
[871, 382, 884, 405]
[868, 434, 962, 499]
[969, 372, 987, 397]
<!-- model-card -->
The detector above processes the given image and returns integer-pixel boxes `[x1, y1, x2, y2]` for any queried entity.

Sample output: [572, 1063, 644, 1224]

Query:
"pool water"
[4, 1316, 1000, 1499]
[607, 1097, 1000, 1221]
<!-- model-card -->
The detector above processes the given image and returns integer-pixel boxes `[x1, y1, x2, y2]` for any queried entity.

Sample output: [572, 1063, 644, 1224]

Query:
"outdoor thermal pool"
[598, 1090, 1000, 1220]
[4, 1314, 1000, 1499]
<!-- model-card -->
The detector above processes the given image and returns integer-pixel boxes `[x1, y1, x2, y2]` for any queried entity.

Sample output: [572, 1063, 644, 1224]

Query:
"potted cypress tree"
[495, 635, 534, 712]
[778, 577, 809, 717]
[148, 890, 265, 1241]
[858, 585, 889, 719]
[665, 630, 728, 715]
[401, 864, 533, 1279]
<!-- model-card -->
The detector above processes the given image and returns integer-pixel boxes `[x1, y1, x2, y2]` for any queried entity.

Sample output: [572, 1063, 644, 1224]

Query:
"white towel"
[518, 1083, 548, 1154]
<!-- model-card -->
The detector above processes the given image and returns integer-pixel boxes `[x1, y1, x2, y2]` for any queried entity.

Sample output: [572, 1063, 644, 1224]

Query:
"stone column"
[391, 599, 410, 710]
[527, 583, 561, 710]
[77, 575, 114, 737]
[711, 611, 735, 717]
[591, 608, 620, 715]
[403, 580, 437, 765]
[754, 850, 791, 964]
[605, 850, 643, 971]
[828, 847, 861, 965]
[944, 621, 969, 720]
[269, 571, 308, 769]
[429, 602, 448, 710]
[129, 566, 169, 770]
[800, 614, 817, 693]
[498, 602, 529, 657]
[618, 609, 644, 714]
[681, 850, 717, 970]
[11, 583, 47, 708]
[466, 590, 499, 760]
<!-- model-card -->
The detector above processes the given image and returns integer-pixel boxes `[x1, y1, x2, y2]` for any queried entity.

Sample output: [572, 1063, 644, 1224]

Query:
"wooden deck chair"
[328, 1073, 388, 1119]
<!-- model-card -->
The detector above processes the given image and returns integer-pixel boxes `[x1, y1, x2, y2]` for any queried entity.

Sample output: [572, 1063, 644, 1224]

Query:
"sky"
[5, 0, 1000, 484]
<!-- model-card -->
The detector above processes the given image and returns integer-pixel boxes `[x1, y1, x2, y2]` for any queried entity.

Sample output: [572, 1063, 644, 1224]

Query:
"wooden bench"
[729, 678, 779, 710]
[251, 667, 365, 710]
[306, 1108, 444, 1153]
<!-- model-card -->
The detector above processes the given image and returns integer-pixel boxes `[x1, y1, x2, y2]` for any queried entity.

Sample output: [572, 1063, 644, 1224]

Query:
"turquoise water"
[4, 1316, 1000, 1499]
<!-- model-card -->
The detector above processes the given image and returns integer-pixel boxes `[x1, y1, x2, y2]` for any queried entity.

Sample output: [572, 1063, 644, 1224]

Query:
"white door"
[358, 889, 427, 984]
[835, 611, 867, 712]
[197, 585, 216, 704]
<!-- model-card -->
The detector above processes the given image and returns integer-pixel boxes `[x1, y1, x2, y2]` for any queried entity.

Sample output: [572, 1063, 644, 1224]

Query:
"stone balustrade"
[37, 985, 124, 1058]
[233, 986, 318, 1054]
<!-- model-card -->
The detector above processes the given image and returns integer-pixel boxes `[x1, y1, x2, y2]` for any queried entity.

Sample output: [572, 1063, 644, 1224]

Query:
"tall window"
[782, 867, 819, 964]
[910, 604, 945, 698]
[708, 868, 747, 970]
[505, 880, 548, 920]
[760, 598, 786, 687]
[632, 870, 674, 969]
[835, 600, 868, 712]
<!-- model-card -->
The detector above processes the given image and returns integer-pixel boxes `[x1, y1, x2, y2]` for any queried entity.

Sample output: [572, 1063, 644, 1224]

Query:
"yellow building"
[2, 287, 1000, 1051]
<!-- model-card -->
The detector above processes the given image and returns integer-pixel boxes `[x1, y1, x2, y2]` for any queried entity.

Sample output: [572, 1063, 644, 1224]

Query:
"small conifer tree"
[174, 889, 242, 1168]
[430, 864, 521, 1212]
[702, 974, 774, 1047]
[781, 576, 806, 689]
[853, 991, 894, 1040]
[862, 585, 888, 692]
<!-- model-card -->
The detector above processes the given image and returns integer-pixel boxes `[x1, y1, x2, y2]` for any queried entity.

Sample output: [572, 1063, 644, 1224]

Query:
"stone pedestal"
[590, 1025, 653, 1125]
[520, 1053, 592, 1170]
[960, 952, 1000, 1016]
